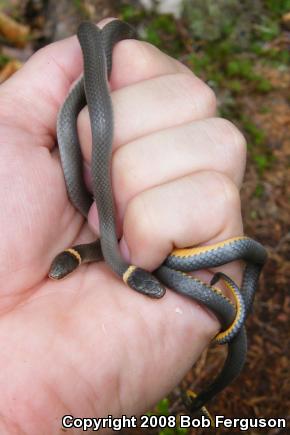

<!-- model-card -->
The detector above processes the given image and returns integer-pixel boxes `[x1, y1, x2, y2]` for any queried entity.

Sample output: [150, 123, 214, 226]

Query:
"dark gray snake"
[49, 20, 267, 422]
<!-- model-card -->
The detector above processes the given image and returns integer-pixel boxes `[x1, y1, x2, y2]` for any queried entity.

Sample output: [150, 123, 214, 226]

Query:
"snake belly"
[49, 20, 268, 421]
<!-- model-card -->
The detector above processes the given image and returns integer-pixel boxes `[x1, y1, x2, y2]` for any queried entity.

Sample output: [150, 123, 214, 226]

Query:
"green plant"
[256, 78, 273, 93]
[254, 183, 265, 198]
[187, 53, 210, 74]
[265, 0, 290, 15]
[253, 153, 274, 175]
[259, 106, 271, 114]
[0, 53, 10, 68]
[254, 19, 280, 41]
[72, 0, 90, 17]
[143, 14, 184, 55]
[226, 58, 258, 80]
[149, 398, 189, 435]
[120, 4, 136, 21]
[227, 79, 243, 93]
[242, 119, 266, 147]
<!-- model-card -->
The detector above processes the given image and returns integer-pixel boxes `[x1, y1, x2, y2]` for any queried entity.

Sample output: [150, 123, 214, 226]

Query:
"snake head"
[48, 250, 81, 280]
[124, 266, 166, 298]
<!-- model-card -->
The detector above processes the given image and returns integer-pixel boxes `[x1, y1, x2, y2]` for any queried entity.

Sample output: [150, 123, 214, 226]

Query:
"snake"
[49, 20, 267, 422]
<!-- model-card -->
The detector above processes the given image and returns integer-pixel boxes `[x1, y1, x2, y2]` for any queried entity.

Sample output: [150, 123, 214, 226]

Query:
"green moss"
[263, 49, 290, 64]
[250, 42, 265, 55]
[148, 398, 189, 435]
[145, 27, 162, 46]
[242, 120, 266, 146]
[151, 15, 177, 33]
[225, 57, 274, 92]
[253, 153, 274, 174]
[274, 50, 290, 64]
[227, 79, 243, 93]
[259, 106, 271, 114]
[254, 183, 265, 197]
[211, 39, 236, 57]
[255, 78, 273, 93]
[143, 14, 184, 56]
[72, 0, 81, 8]
[188, 52, 211, 74]
[250, 210, 258, 220]
[0, 54, 10, 68]
[156, 398, 170, 415]
[265, 0, 290, 15]
[207, 70, 224, 86]
[225, 58, 258, 80]
[72, 0, 90, 17]
[226, 60, 241, 76]
[255, 18, 280, 41]
[120, 4, 140, 21]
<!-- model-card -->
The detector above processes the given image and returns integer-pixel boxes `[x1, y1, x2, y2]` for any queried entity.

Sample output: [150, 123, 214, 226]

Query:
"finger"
[0, 21, 190, 147]
[121, 170, 243, 284]
[0, 35, 82, 146]
[112, 117, 246, 217]
[0, 264, 220, 425]
[87, 117, 245, 236]
[109, 38, 191, 89]
[78, 71, 216, 159]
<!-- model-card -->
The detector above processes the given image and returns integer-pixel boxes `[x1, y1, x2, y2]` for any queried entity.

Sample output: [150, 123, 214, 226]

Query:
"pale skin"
[0, 18, 246, 435]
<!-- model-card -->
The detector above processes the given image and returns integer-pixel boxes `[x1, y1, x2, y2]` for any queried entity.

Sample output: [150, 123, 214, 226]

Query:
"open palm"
[0, 19, 246, 435]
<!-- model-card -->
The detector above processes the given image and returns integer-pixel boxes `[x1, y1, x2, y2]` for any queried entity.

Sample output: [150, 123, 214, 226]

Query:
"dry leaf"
[0, 11, 29, 47]
[0, 59, 22, 83]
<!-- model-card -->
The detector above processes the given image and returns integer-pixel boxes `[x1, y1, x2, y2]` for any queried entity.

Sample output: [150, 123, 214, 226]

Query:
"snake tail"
[186, 329, 247, 412]
[184, 391, 215, 427]
[155, 265, 247, 411]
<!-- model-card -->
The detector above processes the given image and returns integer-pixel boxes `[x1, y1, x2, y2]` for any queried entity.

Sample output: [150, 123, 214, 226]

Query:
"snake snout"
[48, 250, 80, 280]
[126, 267, 166, 298]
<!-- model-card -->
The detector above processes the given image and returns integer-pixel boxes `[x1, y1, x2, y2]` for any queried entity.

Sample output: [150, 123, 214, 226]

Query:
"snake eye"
[48, 251, 80, 280]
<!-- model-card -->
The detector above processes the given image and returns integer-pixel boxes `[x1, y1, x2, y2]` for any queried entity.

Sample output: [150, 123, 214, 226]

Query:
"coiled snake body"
[49, 20, 267, 421]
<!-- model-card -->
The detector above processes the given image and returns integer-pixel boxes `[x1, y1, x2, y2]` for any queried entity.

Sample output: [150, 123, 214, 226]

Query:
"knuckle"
[113, 146, 136, 199]
[118, 40, 159, 74]
[198, 82, 217, 115]
[214, 118, 247, 161]
[174, 72, 217, 117]
[210, 171, 241, 213]
[124, 193, 153, 248]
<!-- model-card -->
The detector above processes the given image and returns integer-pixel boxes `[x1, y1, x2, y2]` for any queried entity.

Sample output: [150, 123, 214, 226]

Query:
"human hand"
[0, 18, 246, 434]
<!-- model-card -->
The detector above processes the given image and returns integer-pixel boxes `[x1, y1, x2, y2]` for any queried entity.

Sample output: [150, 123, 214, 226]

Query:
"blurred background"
[0, 1, 289, 434]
